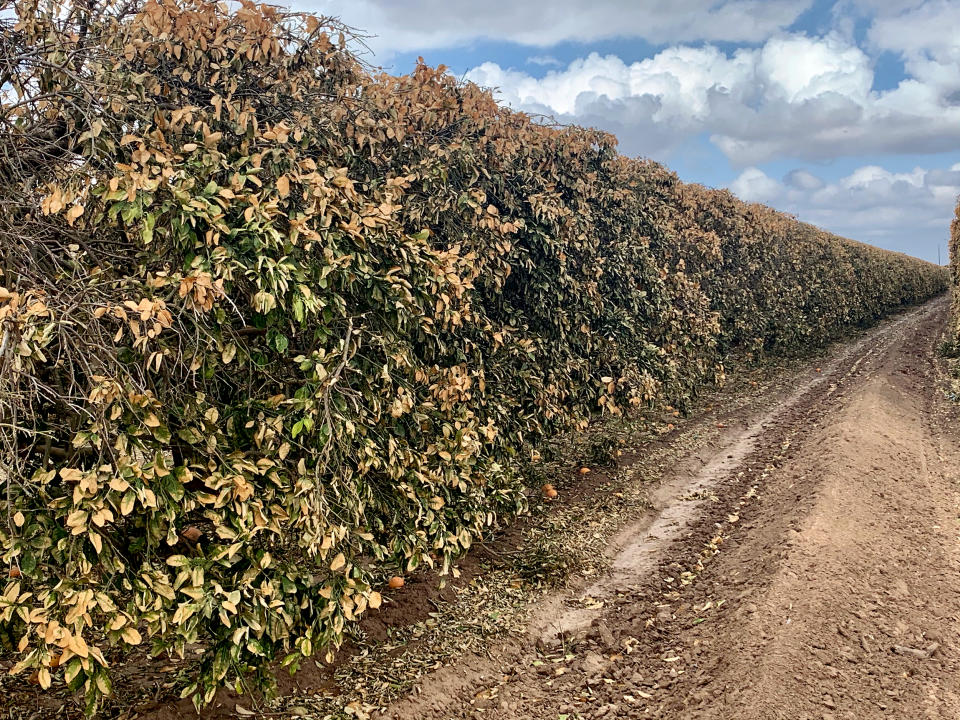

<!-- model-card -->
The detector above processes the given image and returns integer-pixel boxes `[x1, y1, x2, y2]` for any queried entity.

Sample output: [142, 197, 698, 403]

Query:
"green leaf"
[121, 202, 140, 224]
[177, 427, 202, 445]
[64, 658, 84, 688]
[142, 212, 157, 244]
[152, 424, 172, 444]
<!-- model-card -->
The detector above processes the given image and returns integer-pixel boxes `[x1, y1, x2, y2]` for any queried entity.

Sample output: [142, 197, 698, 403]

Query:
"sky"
[301, 0, 960, 263]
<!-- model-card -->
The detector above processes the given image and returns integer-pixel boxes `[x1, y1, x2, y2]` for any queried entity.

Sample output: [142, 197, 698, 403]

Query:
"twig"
[315, 317, 354, 479]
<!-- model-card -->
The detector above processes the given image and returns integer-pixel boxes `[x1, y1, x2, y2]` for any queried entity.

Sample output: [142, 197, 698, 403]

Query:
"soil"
[381, 297, 960, 720]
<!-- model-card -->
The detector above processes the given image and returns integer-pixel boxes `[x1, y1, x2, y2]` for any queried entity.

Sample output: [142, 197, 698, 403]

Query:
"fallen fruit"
[579, 467, 590, 474]
[666, 423, 674, 430]
[181, 526, 203, 543]
[8, 567, 21, 578]
[544, 487, 558, 499]
[541, 483, 555, 493]
[388, 576, 404, 589]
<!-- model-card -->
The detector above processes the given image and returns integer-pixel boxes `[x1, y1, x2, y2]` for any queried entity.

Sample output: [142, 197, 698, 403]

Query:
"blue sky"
[302, 0, 960, 263]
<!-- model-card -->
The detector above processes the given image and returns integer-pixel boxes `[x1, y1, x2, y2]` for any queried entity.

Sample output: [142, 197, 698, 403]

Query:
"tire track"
[383, 298, 960, 720]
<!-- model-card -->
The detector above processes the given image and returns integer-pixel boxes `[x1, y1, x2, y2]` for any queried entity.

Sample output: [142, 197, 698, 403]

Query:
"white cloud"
[466, 46, 751, 157]
[730, 167, 783, 203]
[756, 34, 871, 103]
[527, 55, 563, 68]
[304, 0, 811, 57]
[865, 0, 960, 124]
[785, 169, 825, 190]
[867, 0, 960, 59]
[729, 162, 960, 260]
[465, 32, 960, 164]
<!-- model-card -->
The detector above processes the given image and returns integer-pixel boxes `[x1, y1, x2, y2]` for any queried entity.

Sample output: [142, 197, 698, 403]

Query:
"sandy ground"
[382, 298, 960, 720]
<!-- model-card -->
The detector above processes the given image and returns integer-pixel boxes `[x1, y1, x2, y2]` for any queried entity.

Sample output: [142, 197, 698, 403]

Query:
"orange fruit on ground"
[667, 423, 674, 430]
[579, 467, 590, 474]
[8, 567, 21, 578]
[388, 576, 405, 589]
[181, 526, 202, 543]
[544, 488, 558, 499]
[541, 483, 555, 493]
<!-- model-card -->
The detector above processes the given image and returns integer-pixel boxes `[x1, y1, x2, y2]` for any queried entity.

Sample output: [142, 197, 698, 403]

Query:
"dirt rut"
[383, 299, 960, 720]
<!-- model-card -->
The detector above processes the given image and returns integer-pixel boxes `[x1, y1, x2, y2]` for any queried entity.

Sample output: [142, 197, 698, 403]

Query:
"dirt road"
[383, 299, 960, 720]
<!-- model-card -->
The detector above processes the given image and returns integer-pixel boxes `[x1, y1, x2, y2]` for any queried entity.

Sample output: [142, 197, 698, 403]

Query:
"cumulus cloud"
[729, 162, 960, 260]
[784, 169, 826, 190]
[305, 0, 811, 57]
[865, 0, 960, 123]
[867, 0, 960, 59]
[465, 31, 960, 164]
[729, 167, 784, 203]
